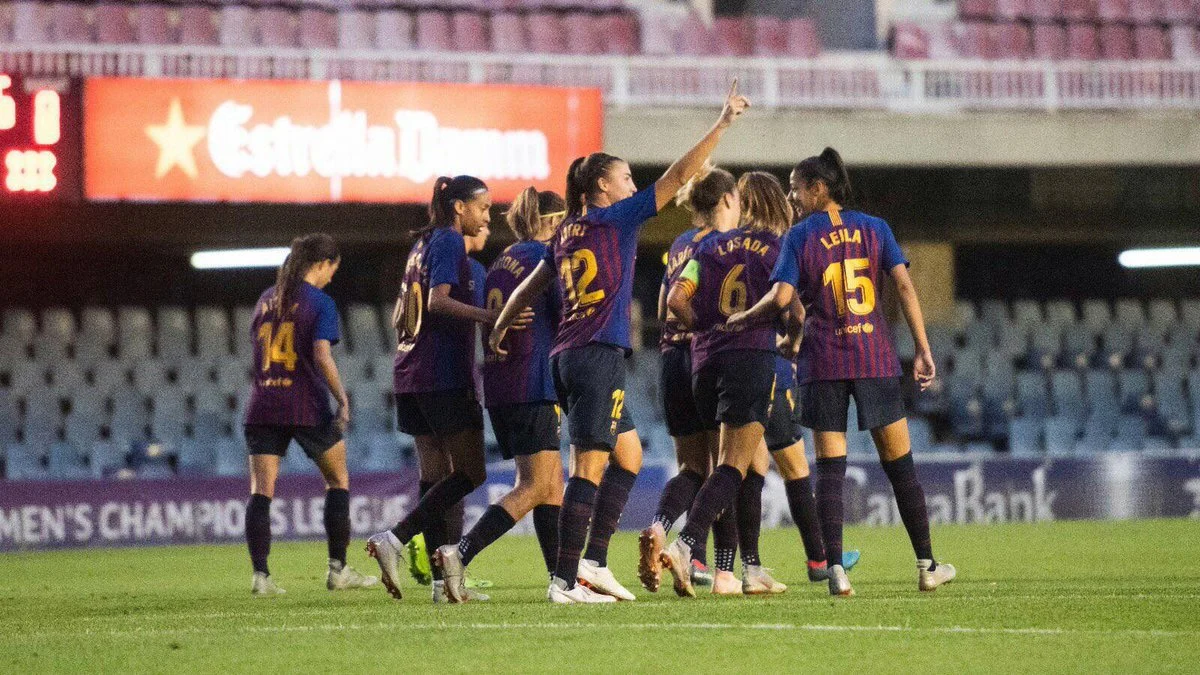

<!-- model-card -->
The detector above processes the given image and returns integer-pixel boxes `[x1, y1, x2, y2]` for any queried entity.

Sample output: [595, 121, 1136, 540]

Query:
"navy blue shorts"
[800, 377, 906, 432]
[763, 382, 801, 452]
[394, 388, 484, 437]
[245, 420, 342, 460]
[660, 346, 705, 437]
[552, 344, 635, 451]
[692, 350, 776, 430]
[488, 402, 561, 460]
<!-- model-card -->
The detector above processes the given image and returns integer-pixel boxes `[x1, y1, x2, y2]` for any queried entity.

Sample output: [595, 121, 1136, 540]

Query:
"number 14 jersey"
[770, 207, 908, 384]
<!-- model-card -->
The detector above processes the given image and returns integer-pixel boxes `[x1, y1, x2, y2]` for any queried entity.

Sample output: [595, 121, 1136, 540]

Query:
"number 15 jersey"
[770, 207, 908, 384]
[544, 185, 658, 357]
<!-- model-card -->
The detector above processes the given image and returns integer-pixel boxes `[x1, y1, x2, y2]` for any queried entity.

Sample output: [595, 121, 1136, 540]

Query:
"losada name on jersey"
[716, 235, 772, 258]
[821, 228, 863, 250]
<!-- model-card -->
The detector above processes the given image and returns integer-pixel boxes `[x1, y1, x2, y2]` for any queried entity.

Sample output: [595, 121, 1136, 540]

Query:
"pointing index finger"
[728, 78, 739, 99]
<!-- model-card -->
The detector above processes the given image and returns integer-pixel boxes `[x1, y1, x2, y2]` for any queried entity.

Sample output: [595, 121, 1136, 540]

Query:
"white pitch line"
[12, 622, 1200, 641]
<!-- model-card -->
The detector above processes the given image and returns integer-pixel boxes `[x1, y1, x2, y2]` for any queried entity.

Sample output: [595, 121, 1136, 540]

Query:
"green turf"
[3, 519, 1199, 673]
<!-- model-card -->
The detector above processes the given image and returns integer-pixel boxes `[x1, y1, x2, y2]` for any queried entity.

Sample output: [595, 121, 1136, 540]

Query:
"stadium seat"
[1063, 0, 1100, 20]
[1147, 300, 1178, 332]
[676, 14, 715, 56]
[350, 384, 390, 434]
[1117, 369, 1151, 412]
[752, 15, 788, 57]
[49, 2, 93, 43]
[3, 308, 36, 347]
[1085, 368, 1118, 408]
[76, 307, 115, 364]
[157, 307, 192, 361]
[1100, 325, 1133, 368]
[0, 390, 17, 445]
[4, 443, 49, 480]
[415, 10, 453, 51]
[10, 1, 51, 43]
[375, 9, 415, 50]
[352, 431, 399, 473]
[89, 360, 128, 395]
[8, 360, 47, 395]
[218, 5, 258, 47]
[1061, 328, 1095, 369]
[949, 380, 985, 438]
[337, 9, 373, 50]
[194, 307, 230, 360]
[451, 11, 489, 52]
[299, 8, 337, 49]
[1161, 0, 1195, 21]
[151, 390, 188, 443]
[785, 17, 820, 58]
[487, 11, 525, 53]
[1141, 436, 1172, 451]
[48, 441, 91, 480]
[995, 0, 1028, 20]
[1081, 300, 1111, 332]
[561, 12, 601, 55]
[1153, 373, 1190, 436]
[1108, 415, 1146, 451]
[1100, 23, 1135, 60]
[95, 2, 135, 44]
[1008, 417, 1043, 455]
[117, 307, 153, 362]
[1028, 325, 1062, 370]
[1016, 371, 1051, 419]
[178, 5, 218, 46]
[259, 7, 298, 48]
[1012, 300, 1042, 327]
[37, 307, 75, 358]
[893, 325, 917, 361]
[346, 304, 383, 356]
[1032, 23, 1068, 60]
[88, 440, 123, 478]
[1128, 0, 1163, 22]
[109, 389, 149, 443]
[214, 438, 246, 477]
[995, 321, 1029, 358]
[1066, 22, 1100, 60]
[232, 307, 255, 358]
[50, 361, 86, 395]
[600, 12, 638, 56]
[714, 16, 751, 56]
[953, 300, 977, 329]
[1097, 0, 1132, 20]
[1025, 0, 1064, 20]
[1133, 25, 1169, 60]
[135, 3, 174, 45]
[964, 321, 996, 352]
[978, 299, 1009, 328]
[1044, 300, 1077, 329]
[132, 359, 169, 395]
[959, 0, 998, 19]
[909, 417, 934, 451]
[953, 349, 984, 380]
[1051, 370, 1085, 420]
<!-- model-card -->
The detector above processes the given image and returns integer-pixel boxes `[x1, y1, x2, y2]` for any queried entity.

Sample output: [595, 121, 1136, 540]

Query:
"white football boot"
[827, 564, 854, 597]
[637, 523, 665, 592]
[434, 545, 468, 603]
[742, 565, 788, 595]
[365, 531, 405, 600]
[918, 560, 956, 591]
[711, 570, 742, 596]
[251, 571, 286, 597]
[547, 577, 617, 604]
[326, 561, 379, 591]
[578, 559, 636, 601]
[660, 539, 696, 598]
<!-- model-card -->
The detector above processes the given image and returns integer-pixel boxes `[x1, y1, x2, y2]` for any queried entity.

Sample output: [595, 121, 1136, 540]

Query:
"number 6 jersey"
[544, 185, 658, 357]
[770, 206, 908, 384]
[245, 282, 341, 427]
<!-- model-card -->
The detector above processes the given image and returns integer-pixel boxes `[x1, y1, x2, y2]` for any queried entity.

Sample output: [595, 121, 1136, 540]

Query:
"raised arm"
[891, 264, 936, 391]
[489, 260, 554, 356]
[728, 281, 794, 329]
[653, 80, 750, 211]
[314, 339, 350, 432]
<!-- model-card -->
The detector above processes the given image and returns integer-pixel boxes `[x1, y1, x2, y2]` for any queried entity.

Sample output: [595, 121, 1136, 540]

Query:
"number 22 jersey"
[770, 207, 908, 384]
[544, 185, 658, 357]
[244, 282, 341, 427]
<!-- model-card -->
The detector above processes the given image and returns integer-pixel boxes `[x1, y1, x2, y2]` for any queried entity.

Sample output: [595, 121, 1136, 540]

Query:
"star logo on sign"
[145, 98, 206, 179]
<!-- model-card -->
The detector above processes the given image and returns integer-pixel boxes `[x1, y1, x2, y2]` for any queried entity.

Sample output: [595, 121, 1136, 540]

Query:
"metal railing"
[3, 43, 1200, 111]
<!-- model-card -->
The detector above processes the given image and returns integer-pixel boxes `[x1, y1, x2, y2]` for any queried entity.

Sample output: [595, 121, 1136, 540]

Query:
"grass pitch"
[3, 519, 1199, 673]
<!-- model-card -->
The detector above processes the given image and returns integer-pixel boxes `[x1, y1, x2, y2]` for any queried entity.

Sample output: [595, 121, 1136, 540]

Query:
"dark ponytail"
[428, 174, 489, 231]
[794, 146, 852, 206]
[680, 166, 736, 226]
[275, 233, 339, 319]
[565, 152, 623, 219]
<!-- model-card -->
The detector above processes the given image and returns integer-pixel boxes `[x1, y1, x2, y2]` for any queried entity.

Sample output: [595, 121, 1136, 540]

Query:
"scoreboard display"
[0, 74, 81, 200]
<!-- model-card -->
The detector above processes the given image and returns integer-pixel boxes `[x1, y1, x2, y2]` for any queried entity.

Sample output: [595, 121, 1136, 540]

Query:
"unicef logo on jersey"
[836, 322, 875, 337]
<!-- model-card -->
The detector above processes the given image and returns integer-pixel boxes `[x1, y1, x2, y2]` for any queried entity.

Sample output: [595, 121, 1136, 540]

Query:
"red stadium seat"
[994, 21, 1033, 58]
[1160, 0, 1195, 21]
[1170, 24, 1199, 59]
[1128, 0, 1163, 22]
[639, 11, 677, 55]
[414, 10, 452, 51]
[958, 20, 998, 58]
[451, 11, 489, 51]
[995, 0, 1028, 20]
[135, 4, 175, 45]
[1062, 0, 1099, 19]
[785, 17, 820, 58]
[375, 10, 414, 50]
[1033, 21, 1068, 58]
[489, 11, 527, 53]
[959, 0, 998, 19]
[927, 20, 960, 58]
[49, 2, 93, 43]
[179, 5, 217, 46]
[299, 8, 336, 49]
[677, 14, 715, 56]
[95, 3, 134, 44]
[751, 15, 787, 56]
[713, 16, 751, 56]
[1100, 22, 1134, 58]
[891, 21, 930, 59]
[11, 1, 50, 43]
[1097, 0, 1131, 20]
[562, 12, 601, 55]
[338, 10, 374, 51]
[600, 12, 638, 55]
[1067, 21, 1100, 58]
[525, 12, 565, 53]
[258, 8, 298, 48]
[218, 6, 257, 47]
[1133, 24, 1169, 58]
[1025, 0, 1063, 20]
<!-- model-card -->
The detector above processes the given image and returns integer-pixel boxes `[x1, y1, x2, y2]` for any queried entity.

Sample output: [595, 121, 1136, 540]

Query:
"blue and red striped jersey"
[660, 226, 718, 351]
[482, 240, 560, 407]
[688, 229, 781, 372]
[771, 207, 907, 384]
[544, 185, 658, 357]
[244, 282, 340, 427]
[393, 227, 476, 394]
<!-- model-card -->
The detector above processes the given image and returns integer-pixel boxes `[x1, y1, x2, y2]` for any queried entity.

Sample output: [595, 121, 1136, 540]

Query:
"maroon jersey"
[660, 226, 718, 351]
[482, 240, 560, 407]
[688, 229, 781, 372]
[771, 207, 907, 383]
[244, 282, 341, 427]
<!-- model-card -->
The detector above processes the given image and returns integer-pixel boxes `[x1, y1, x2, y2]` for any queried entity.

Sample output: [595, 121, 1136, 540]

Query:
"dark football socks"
[533, 504, 561, 575]
[583, 465, 637, 567]
[390, 472, 476, 545]
[554, 477, 598, 588]
[246, 493, 272, 575]
[446, 499, 465, 546]
[713, 506, 738, 573]
[737, 471, 765, 568]
[816, 456, 847, 568]
[323, 488, 350, 566]
[882, 452, 935, 563]
[784, 476, 827, 565]
[652, 469, 704, 533]
[458, 504, 516, 567]
[679, 465, 743, 552]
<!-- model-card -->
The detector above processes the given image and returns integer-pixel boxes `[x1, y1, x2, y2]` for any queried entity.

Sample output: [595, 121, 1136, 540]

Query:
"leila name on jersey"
[821, 228, 862, 250]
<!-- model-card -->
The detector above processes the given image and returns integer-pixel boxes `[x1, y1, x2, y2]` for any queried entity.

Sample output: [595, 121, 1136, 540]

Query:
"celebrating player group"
[240, 81, 955, 604]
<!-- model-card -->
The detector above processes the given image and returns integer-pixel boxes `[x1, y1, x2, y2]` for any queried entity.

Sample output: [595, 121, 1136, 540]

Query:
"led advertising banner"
[83, 77, 603, 203]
